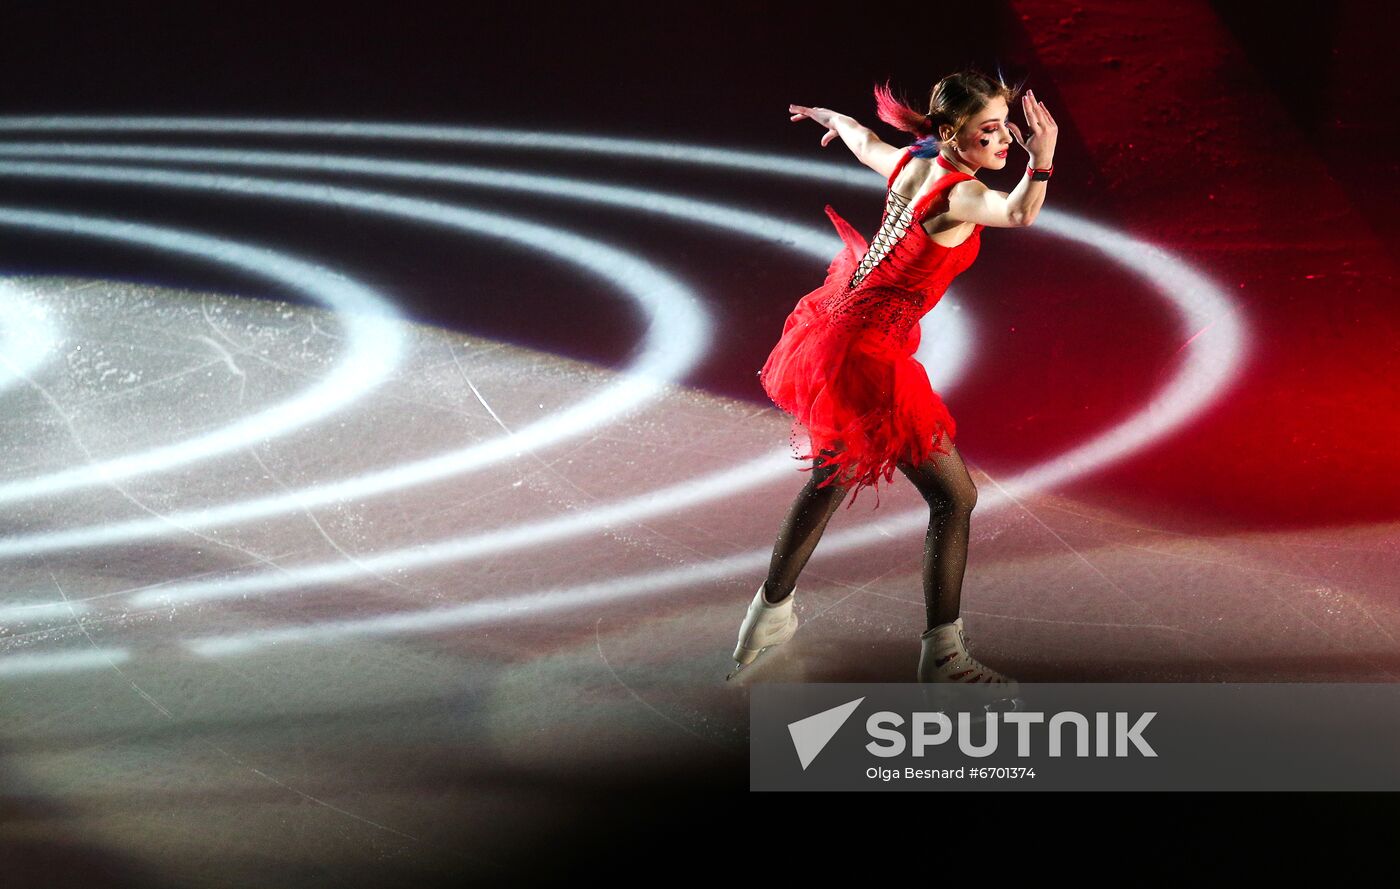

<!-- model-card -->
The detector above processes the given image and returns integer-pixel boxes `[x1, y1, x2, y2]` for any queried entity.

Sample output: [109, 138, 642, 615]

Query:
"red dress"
[759, 149, 984, 510]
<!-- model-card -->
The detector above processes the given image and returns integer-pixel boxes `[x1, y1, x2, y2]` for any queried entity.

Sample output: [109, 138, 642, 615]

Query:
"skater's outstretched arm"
[788, 104, 904, 180]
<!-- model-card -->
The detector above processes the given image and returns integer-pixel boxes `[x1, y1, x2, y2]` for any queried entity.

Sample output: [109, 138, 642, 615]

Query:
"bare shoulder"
[890, 155, 937, 196]
[942, 176, 1023, 229]
[947, 177, 989, 199]
[910, 169, 982, 210]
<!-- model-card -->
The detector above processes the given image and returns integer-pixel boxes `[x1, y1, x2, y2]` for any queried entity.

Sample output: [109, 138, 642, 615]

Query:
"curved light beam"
[0, 116, 880, 189]
[0, 201, 402, 505]
[0, 148, 967, 559]
[0, 140, 976, 390]
[0, 599, 87, 625]
[0, 121, 1247, 647]
[0, 160, 712, 510]
[0, 647, 130, 676]
[134, 207, 1246, 615]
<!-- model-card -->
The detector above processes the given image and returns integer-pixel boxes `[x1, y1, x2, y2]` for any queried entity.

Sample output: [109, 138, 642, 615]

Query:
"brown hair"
[874, 67, 1025, 149]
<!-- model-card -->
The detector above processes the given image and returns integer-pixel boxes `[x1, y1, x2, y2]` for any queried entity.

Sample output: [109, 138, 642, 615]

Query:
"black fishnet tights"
[762, 443, 977, 634]
[761, 448, 851, 604]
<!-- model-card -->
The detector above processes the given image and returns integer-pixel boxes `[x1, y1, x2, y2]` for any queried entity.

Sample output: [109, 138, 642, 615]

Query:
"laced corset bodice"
[848, 188, 917, 289]
[817, 150, 984, 347]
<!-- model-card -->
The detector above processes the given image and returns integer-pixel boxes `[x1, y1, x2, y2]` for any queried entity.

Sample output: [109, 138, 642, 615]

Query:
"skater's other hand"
[1006, 89, 1057, 165]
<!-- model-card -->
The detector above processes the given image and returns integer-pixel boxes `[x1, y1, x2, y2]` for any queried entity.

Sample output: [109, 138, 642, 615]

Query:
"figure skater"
[729, 69, 1057, 686]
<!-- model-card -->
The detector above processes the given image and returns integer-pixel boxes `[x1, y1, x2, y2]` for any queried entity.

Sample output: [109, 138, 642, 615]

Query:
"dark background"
[0, 0, 1384, 393]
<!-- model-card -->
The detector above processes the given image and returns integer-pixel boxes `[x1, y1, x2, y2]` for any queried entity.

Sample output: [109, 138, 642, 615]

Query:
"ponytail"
[872, 79, 934, 137]
[873, 70, 1020, 160]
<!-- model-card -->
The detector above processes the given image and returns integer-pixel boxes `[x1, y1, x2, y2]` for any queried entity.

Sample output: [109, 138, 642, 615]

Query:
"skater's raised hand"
[789, 104, 842, 148]
[1005, 89, 1058, 165]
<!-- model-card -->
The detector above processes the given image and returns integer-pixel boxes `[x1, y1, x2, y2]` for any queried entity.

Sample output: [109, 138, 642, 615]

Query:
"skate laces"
[958, 623, 973, 655]
[951, 623, 1010, 684]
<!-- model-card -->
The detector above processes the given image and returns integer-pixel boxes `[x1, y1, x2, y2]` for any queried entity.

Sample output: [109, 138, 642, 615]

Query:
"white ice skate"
[726, 583, 798, 681]
[917, 618, 1020, 700]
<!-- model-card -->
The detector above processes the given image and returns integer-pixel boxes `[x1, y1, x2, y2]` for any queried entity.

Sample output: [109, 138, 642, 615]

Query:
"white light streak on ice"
[0, 647, 129, 676]
[138, 211, 1244, 616]
[131, 453, 788, 606]
[0, 202, 402, 505]
[0, 116, 880, 188]
[0, 118, 1246, 653]
[0, 159, 708, 541]
[0, 599, 87, 625]
[168, 207, 1246, 631]
[0, 140, 976, 393]
[0, 146, 949, 558]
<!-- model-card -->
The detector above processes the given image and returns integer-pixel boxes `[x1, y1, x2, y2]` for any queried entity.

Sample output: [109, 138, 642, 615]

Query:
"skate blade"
[725, 653, 761, 682]
[725, 644, 779, 682]
[726, 616, 797, 682]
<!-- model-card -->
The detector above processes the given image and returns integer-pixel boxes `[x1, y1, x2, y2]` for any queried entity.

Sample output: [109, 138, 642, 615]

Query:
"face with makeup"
[942, 96, 1013, 174]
